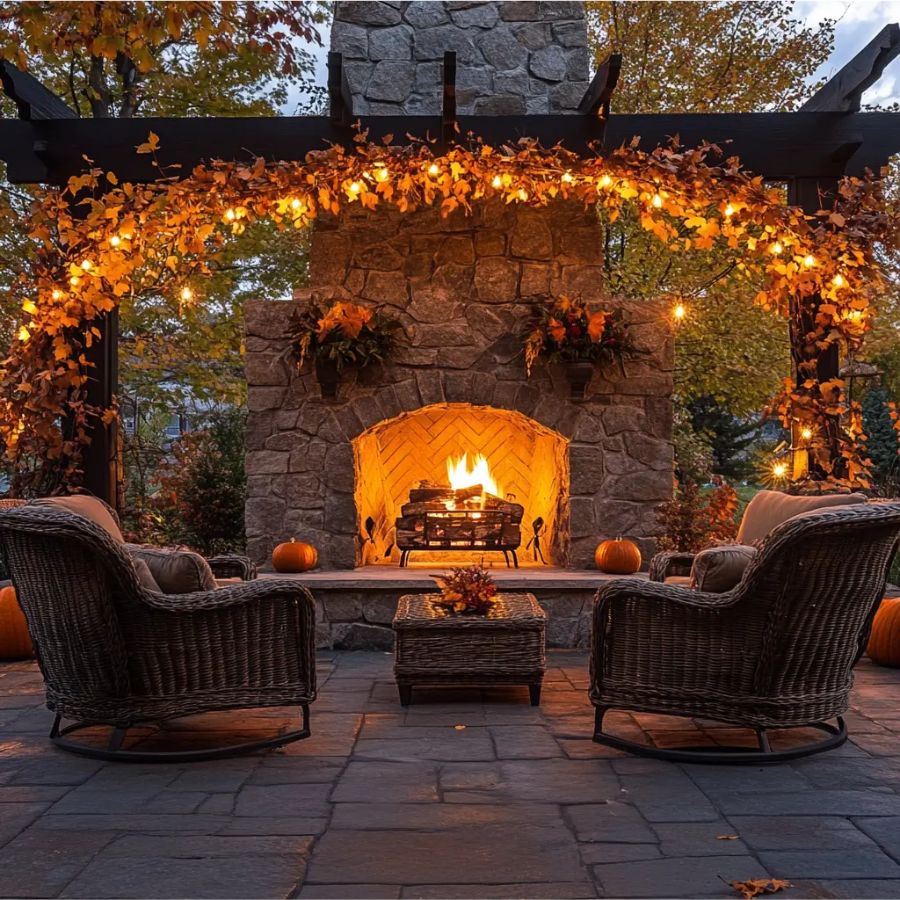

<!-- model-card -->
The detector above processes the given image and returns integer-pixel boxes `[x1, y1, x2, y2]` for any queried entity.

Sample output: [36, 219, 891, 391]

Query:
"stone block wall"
[332, 1, 590, 115]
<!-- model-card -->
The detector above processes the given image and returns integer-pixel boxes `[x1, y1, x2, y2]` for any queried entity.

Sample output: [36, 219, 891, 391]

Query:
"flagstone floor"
[3, 652, 900, 899]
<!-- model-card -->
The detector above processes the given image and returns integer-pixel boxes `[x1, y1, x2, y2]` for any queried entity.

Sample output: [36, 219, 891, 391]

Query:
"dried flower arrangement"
[523, 295, 637, 377]
[432, 563, 499, 616]
[288, 300, 399, 371]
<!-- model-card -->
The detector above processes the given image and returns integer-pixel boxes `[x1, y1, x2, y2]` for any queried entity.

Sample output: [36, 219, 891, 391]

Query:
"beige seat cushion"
[736, 490, 867, 546]
[30, 495, 125, 543]
[131, 557, 162, 592]
[690, 545, 758, 593]
[127, 546, 216, 594]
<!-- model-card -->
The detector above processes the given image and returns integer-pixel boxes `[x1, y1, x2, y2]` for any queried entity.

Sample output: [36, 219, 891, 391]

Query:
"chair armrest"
[136, 578, 313, 613]
[648, 551, 697, 582]
[207, 554, 258, 581]
[598, 577, 740, 612]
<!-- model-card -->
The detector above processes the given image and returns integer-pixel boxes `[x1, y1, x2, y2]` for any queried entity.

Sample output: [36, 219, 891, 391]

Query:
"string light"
[492, 175, 502, 189]
[833, 274, 845, 287]
[109, 235, 121, 247]
[771, 241, 783, 255]
[673, 303, 686, 320]
[17, 326, 29, 343]
[180, 286, 193, 302]
[428, 163, 439, 175]
[801, 427, 813, 440]
[376, 168, 389, 182]
[803, 254, 816, 267]
[51, 290, 61, 300]
[349, 181, 361, 194]
[561, 172, 574, 183]
[772, 461, 788, 479]
[291, 198, 302, 209]
[80, 259, 92, 271]
[724, 204, 735, 217]
[21, 300, 37, 316]
[518, 189, 528, 201]
[69, 276, 80, 287]
[652, 193, 663, 208]
[225, 208, 236, 221]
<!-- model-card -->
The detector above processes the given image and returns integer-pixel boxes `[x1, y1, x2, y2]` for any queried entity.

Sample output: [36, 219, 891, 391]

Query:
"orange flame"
[446, 453, 501, 498]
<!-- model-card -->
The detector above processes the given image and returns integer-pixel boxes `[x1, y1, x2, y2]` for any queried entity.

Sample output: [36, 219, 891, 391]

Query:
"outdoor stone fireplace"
[244, 1, 674, 586]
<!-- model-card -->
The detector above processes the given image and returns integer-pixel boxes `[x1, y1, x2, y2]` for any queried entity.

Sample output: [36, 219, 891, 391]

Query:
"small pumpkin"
[0, 584, 33, 660]
[867, 597, 900, 666]
[272, 539, 318, 573]
[595, 537, 642, 575]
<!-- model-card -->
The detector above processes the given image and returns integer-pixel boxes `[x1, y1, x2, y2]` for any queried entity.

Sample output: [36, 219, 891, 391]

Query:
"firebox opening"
[353, 404, 569, 567]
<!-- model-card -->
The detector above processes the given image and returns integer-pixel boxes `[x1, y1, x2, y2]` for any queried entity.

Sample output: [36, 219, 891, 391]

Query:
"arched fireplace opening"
[353, 404, 569, 568]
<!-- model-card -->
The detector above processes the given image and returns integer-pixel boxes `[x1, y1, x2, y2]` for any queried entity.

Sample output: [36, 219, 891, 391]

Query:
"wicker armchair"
[592, 503, 900, 763]
[0, 507, 316, 762]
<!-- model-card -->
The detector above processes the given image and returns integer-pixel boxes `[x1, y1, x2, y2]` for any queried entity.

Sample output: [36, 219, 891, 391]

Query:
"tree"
[862, 386, 899, 484]
[689, 396, 761, 480]
[586, 2, 834, 429]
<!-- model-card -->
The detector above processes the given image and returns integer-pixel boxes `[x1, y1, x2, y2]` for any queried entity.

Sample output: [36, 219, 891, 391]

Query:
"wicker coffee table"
[392, 592, 547, 706]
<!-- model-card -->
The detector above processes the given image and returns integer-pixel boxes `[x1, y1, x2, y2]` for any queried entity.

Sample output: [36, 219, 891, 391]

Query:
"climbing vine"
[3, 131, 897, 492]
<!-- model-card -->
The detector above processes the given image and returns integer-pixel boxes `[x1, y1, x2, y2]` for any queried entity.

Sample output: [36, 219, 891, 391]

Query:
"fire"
[446, 452, 501, 498]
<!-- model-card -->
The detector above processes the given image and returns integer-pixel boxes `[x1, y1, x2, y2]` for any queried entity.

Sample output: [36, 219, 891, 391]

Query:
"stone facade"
[244, 0, 674, 586]
[332, 1, 590, 115]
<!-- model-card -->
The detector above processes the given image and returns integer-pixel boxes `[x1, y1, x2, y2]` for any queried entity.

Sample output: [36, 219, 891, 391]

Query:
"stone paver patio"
[3, 651, 900, 899]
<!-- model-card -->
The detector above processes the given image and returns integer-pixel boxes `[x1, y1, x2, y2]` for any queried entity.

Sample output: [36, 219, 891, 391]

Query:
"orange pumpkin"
[0, 584, 33, 660]
[272, 539, 318, 573]
[595, 538, 642, 575]
[868, 597, 900, 666]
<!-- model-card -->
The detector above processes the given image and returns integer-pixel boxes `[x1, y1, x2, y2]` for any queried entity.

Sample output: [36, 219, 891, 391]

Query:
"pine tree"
[689, 397, 761, 480]
[862, 387, 900, 482]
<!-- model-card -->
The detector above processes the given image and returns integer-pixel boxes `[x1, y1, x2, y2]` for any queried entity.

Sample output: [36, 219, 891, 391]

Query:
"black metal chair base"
[49, 705, 311, 763]
[592, 707, 847, 764]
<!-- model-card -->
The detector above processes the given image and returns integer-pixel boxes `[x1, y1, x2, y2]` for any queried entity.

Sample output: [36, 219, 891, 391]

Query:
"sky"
[299, 2, 900, 110]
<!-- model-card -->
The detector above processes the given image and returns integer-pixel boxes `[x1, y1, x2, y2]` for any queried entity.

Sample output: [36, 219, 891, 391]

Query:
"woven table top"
[394, 592, 546, 629]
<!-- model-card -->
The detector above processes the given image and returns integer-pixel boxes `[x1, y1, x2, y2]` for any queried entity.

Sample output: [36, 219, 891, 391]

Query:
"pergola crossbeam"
[0, 60, 78, 121]
[801, 23, 900, 113]
[578, 53, 622, 118]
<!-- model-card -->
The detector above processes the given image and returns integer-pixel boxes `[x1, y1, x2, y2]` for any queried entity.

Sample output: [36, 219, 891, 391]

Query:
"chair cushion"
[736, 490, 868, 545]
[127, 546, 216, 594]
[690, 544, 758, 593]
[131, 557, 162, 592]
[30, 495, 125, 543]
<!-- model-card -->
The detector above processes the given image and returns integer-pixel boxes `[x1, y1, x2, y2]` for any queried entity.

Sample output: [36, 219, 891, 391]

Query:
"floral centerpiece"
[288, 300, 399, 399]
[431, 563, 498, 616]
[523, 295, 637, 396]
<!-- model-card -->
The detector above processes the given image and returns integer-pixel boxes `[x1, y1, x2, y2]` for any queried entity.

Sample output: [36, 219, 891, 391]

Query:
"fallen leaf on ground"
[454, 725, 466, 730]
[717, 834, 739, 840]
[729, 879, 792, 899]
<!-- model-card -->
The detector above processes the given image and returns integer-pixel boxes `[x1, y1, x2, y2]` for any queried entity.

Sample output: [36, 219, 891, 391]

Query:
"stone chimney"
[331, 1, 590, 115]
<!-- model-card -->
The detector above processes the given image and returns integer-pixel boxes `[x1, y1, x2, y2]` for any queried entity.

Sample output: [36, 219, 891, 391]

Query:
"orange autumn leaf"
[587, 311, 608, 342]
[730, 879, 791, 899]
[548, 318, 566, 344]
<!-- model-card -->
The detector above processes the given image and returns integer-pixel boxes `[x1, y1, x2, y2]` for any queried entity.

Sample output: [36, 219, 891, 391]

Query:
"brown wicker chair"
[591, 503, 900, 763]
[0, 506, 316, 762]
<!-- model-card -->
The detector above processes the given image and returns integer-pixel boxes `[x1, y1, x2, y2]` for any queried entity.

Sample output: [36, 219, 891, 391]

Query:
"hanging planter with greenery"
[523, 296, 638, 397]
[288, 301, 400, 400]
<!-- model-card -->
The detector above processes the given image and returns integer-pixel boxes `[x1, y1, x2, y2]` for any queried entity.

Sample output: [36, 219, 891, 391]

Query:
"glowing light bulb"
[652, 193, 663, 208]
[599, 174, 612, 187]
[562, 172, 574, 183]
[376, 168, 389, 182]
[673, 303, 686, 320]
[771, 241, 783, 255]
[17, 326, 29, 343]
[69, 276, 80, 287]
[291, 198, 302, 209]
[518, 189, 528, 201]
[109, 235, 121, 247]
[803, 254, 816, 267]
[80, 259, 92, 271]
[428, 163, 439, 175]
[724, 204, 735, 217]
[492, 175, 502, 188]
[772, 461, 787, 478]
[801, 427, 813, 440]
[225, 208, 236, 221]
[833, 274, 844, 287]
[51, 290, 61, 300]
[181, 286, 193, 302]
[349, 181, 361, 193]
[21, 300, 37, 316]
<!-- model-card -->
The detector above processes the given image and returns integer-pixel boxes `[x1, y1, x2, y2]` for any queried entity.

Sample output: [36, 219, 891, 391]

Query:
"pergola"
[1, 25, 900, 504]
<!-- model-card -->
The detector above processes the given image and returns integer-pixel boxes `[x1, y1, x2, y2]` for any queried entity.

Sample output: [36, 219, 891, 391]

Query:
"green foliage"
[689, 396, 762, 480]
[151, 409, 248, 556]
[673, 403, 713, 484]
[862, 387, 900, 486]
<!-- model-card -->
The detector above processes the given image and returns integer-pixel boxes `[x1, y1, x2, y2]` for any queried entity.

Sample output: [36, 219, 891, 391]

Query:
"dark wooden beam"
[2, 111, 899, 186]
[327, 52, 353, 127]
[578, 53, 622, 118]
[442, 51, 457, 147]
[0, 60, 78, 121]
[801, 23, 900, 112]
